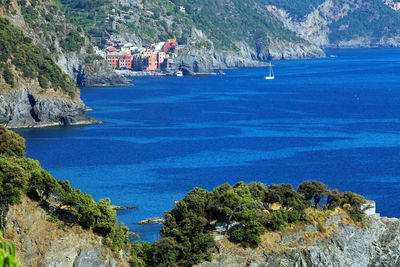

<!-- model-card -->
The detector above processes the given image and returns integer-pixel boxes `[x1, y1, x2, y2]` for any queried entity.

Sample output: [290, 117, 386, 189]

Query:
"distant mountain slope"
[263, 0, 400, 48]
[57, 0, 325, 61]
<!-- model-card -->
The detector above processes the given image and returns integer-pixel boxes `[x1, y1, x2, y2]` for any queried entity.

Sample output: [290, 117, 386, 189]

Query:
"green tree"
[326, 189, 341, 209]
[28, 168, 58, 201]
[151, 237, 181, 266]
[297, 181, 327, 207]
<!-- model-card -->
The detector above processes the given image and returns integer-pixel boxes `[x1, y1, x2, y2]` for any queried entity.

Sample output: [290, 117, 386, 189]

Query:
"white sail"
[264, 62, 275, 80]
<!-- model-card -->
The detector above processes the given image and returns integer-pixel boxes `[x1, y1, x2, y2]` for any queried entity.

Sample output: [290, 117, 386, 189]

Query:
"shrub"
[47, 214, 59, 223]
[0, 125, 26, 158]
[3, 67, 14, 87]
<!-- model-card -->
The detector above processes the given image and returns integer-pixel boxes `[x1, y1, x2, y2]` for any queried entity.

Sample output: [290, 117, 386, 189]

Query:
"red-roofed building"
[162, 39, 178, 52]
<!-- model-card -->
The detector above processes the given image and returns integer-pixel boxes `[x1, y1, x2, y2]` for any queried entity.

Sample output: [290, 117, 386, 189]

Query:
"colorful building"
[162, 39, 178, 52]
[157, 52, 166, 68]
[141, 50, 157, 71]
[106, 53, 132, 69]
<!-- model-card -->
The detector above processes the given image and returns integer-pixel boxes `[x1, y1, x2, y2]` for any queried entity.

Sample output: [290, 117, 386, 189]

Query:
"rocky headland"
[199, 212, 400, 267]
[0, 87, 99, 128]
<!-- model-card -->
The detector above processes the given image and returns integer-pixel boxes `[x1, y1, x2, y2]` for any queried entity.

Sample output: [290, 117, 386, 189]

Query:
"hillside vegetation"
[134, 181, 367, 266]
[0, 125, 369, 266]
[260, 0, 325, 19]
[56, 0, 303, 52]
[0, 125, 130, 251]
[0, 17, 77, 97]
[328, 0, 400, 43]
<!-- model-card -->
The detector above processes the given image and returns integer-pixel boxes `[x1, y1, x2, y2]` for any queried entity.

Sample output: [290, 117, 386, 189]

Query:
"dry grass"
[3, 194, 125, 266]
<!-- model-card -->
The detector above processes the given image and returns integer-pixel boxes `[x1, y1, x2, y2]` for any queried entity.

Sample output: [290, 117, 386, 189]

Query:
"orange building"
[106, 53, 132, 69]
[141, 50, 157, 71]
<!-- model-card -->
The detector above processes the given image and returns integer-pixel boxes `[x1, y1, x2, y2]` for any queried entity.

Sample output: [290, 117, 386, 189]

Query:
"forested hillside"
[56, 0, 310, 56]
[0, 17, 77, 97]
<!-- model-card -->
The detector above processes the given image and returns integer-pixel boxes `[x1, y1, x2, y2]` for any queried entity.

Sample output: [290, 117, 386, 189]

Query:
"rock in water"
[137, 217, 165, 224]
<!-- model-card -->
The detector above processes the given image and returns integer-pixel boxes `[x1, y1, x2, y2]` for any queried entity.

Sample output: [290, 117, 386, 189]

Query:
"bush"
[47, 214, 59, 223]
[3, 67, 14, 88]
[0, 125, 26, 158]
[0, 239, 20, 267]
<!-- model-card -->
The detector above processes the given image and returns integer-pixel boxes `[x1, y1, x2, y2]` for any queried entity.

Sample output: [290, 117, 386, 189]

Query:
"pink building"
[141, 50, 157, 71]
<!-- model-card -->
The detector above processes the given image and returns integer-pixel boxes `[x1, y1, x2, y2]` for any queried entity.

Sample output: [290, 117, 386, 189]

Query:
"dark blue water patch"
[15, 48, 400, 243]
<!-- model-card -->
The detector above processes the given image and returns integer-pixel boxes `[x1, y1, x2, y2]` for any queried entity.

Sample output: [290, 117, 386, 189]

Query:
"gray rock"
[198, 216, 400, 267]
[57, 53, 130, 87]
[324, 214, 341, 227]
[73, 248, 105, 267]
[137, 217, 165, 224]
[0, 88, 99, 128]
[215, 222, 228, 233]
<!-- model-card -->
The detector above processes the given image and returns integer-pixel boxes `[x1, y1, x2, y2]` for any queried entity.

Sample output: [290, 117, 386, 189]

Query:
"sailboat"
[264, 62, 275, 80]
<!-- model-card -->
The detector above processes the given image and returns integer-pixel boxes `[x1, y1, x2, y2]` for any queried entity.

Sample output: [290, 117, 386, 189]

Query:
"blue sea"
[15, 49, 400, 242]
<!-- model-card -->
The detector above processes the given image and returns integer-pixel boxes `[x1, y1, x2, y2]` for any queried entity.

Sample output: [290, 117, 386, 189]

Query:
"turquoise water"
[16, 49, 400, 242]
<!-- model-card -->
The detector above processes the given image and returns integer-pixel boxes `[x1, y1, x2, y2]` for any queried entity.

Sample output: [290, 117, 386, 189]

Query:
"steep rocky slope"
[0, 0, 128, 87]
[0, 16, 98, 128]
[199, 213, 400, 266]
[4, 194, 128, 266]
[263, 0, 400, 48]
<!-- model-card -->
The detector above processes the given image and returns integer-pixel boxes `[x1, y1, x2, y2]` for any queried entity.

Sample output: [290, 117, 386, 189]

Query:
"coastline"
[6, 119, 102, 129]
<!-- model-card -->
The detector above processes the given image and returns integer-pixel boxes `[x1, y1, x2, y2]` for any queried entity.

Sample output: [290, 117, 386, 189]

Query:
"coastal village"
[94, 35, 185, 73]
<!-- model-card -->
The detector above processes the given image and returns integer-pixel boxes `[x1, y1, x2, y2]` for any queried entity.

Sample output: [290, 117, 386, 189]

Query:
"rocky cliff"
[0, 87, 98, 128]
[1, 0, 129, 87]
[0, 15, 99, 128]
[3, 194, 128, 267]
[57, 54, 129, 87]
[163, 27, 325, 75]
[264, 0, 400, 48]
[199, 213, 400, 267]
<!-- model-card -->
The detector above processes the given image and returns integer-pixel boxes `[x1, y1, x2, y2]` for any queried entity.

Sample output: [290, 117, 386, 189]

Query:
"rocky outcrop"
[198, 214, 400, 267]
[256, 39, 326, 60]
[4, 194, 128, 267]
[165, 41, 324, 75]
[137, 217, 165, 225]
[168, 48, 265, 75]
[57, 54, 130, 87]
[0, 87, 99, 128]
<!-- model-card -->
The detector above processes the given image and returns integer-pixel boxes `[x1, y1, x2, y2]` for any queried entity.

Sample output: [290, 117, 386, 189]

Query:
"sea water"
[15, 49, 400, 242]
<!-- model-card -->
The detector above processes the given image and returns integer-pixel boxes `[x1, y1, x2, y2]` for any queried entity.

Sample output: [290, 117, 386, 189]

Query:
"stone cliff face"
[265, 0, 400, 48]
[57, 54, 129, 87]
[266, 0, 362, 48]
[198, 214, 400, 267]
[171, 43, 324, 75]
[0, 87, 99, 128]
[4, 194, 128, 267]
[163, 27, 325, 75]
